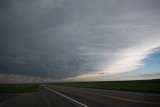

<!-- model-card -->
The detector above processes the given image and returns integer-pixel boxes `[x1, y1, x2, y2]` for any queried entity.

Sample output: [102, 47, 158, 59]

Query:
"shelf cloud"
[0, 0, 160, 82]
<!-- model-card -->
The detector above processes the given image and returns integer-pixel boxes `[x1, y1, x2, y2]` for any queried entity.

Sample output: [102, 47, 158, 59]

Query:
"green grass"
[0, 84, 41, 93]
[49, 79, 160, 93]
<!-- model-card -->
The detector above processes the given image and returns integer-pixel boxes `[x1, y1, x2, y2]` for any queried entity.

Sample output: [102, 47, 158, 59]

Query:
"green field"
[49, 79, 160, 93]
[0, 84, 41, 93]
[1, 79, 160, 93]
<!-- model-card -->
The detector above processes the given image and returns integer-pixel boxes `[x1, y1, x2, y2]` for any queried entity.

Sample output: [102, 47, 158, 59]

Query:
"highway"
[0, 85, 160, 107]
[44, 85, 160, 107]
[0, 87, 76, 107]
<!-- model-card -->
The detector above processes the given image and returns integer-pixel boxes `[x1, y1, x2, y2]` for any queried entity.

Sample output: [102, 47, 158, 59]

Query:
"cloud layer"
[0, 0, 160, 82]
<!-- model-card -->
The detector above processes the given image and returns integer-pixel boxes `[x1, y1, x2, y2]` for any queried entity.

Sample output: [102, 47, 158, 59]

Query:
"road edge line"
[43, 86, 88, 107]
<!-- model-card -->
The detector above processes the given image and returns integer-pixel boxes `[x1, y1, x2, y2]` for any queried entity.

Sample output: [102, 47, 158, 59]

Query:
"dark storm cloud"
[0, 0, 93, 78]
[0, 0, 160, 81]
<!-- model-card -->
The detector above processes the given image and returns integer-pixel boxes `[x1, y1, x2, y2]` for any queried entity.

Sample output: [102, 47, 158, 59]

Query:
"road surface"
[0, 87, 76, 107]
[0, 85, 160, 107]
[44, 85, 160, 107]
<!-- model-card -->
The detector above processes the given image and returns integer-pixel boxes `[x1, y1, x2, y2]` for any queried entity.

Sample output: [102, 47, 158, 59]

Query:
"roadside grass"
[49, 79, 160, 93]
[0, 84, 41, 93]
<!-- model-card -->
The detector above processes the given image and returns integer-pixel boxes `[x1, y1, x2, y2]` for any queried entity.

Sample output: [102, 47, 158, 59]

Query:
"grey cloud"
[135, 73, 160, 77]
[0, 74, 54, 84]
[0, 0, 160, 80]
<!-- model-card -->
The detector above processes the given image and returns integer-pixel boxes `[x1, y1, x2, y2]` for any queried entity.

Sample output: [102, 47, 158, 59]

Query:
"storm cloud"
[0, 0, 160, 82]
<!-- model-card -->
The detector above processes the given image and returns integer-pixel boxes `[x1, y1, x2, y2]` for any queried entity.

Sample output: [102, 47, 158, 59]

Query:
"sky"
[0, 0, 160, 83]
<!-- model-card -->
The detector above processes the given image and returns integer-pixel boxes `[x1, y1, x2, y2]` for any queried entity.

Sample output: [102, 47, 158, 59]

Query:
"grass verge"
[0, 84, 41, 93]
[49, 79, 160, 93]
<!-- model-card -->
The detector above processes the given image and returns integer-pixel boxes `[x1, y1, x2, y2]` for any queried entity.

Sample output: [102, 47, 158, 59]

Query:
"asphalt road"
[0, 88, 76, 107]
[0, 85, 160, 107]
[45, 85, 160, 107]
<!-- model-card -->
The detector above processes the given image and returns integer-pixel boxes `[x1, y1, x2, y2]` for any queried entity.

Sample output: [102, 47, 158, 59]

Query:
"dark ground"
[49, 79, 160, 93]
[0, 85, 160, 107]
[0, 88, 76, 107]
[45, 85, 160, 107]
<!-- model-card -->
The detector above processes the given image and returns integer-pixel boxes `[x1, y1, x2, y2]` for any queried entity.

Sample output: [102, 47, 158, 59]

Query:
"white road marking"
[43, 86, 88, 107]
